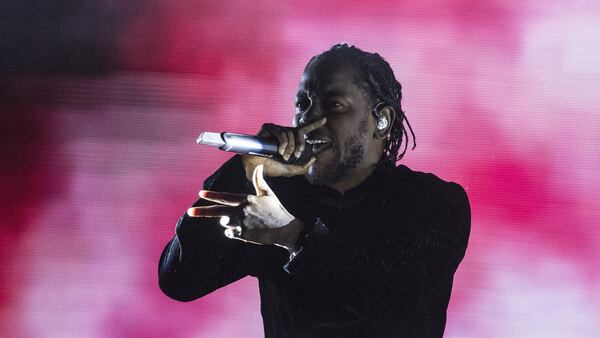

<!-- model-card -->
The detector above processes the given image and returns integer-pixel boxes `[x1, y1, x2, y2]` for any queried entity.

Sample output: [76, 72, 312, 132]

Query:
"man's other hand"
[187, 165, 304, 253]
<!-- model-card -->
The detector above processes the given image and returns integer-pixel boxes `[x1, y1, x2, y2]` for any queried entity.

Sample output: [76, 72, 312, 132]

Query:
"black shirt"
[158, 155, 470, 337]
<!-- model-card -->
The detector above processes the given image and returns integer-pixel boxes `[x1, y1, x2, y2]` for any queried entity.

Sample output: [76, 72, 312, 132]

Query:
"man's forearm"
[158, 235, 201, 302]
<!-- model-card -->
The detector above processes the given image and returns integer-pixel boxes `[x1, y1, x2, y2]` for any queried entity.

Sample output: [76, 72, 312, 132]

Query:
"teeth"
[306, 139, 329, 145]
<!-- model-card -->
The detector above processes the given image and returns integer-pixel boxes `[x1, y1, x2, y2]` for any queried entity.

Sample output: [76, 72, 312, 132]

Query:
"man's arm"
[158, 155, 262, 301]
[160, 118, 326, 301]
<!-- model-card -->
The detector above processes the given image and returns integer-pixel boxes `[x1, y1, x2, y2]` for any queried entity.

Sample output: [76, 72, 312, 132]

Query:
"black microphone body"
[197, 132, 313, 165]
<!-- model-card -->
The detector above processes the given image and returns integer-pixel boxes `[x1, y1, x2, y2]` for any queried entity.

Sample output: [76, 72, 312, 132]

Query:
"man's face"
[294, 58, 381, 186]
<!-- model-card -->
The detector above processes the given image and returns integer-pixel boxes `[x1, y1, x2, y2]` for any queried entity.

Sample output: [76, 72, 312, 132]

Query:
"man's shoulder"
[386, 165, 470, 235]
[387, 164, 468, 205]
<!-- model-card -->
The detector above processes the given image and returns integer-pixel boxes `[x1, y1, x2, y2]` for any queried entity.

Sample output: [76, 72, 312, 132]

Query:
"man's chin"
[305, 173, 325, 186]
[305, 166, 326, 186]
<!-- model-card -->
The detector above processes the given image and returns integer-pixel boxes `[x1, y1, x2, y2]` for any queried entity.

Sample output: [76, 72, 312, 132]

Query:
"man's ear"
[373, 105, 395, 139]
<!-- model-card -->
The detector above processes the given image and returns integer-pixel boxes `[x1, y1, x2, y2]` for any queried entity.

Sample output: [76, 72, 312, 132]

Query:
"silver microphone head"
[197, 132, 226, 148]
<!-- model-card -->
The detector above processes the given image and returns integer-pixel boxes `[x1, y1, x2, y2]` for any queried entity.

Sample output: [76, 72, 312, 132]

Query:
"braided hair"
[304, 43, 416, 166]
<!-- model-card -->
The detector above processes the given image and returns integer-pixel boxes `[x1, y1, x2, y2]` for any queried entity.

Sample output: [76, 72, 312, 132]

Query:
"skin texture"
[295, 61, 378, 191]
[188, 164, 303, 253]
[187, 56, 396, 250]
[240, 117, 326, 181]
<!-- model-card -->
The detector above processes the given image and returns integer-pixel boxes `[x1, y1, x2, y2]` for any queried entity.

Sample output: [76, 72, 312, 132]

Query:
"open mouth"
[306, 138, 333, 155]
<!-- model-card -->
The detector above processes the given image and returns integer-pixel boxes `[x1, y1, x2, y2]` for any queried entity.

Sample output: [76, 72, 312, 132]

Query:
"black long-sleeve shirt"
[159, 155, 470, 337]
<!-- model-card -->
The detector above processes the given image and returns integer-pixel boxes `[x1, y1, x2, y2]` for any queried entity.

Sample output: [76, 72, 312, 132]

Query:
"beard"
[306, 133, 366, 186]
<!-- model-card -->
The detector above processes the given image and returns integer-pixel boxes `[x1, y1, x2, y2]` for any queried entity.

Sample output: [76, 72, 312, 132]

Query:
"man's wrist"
[277, 218, 305, 254]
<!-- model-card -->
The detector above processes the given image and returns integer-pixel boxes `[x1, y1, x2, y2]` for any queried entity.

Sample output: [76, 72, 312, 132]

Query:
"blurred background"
[2, 0, 599, 337]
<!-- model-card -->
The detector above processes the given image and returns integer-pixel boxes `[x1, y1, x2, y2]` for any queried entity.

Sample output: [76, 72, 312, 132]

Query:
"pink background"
[2, 0, 600, 337]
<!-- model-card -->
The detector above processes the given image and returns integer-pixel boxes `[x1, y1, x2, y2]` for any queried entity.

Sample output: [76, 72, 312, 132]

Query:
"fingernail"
[199, 190, 207, 197]
[187, 208, 197, 217]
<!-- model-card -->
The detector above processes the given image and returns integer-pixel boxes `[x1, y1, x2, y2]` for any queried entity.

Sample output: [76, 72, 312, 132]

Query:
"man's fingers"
[224, 227, 244, 239]
[293, 129, 305, 158]
[252, 164, 273, 196]
[258, 121, 326, 160]
[199, 190, 247, 206]
[252, 164, 263, 196]
[298, 117, 327, 135]
[187, 205, 238, 217]
[256, 165, 274, 195]
[260, 123, 288, 156]
[283, 129, 295, 161]
[276, 128, 288, 156]
[302, 157, 316, 169]
[291, 117, 326, 159]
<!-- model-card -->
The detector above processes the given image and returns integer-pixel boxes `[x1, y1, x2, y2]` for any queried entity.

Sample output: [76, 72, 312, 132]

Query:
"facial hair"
[306, 129, 367, 186]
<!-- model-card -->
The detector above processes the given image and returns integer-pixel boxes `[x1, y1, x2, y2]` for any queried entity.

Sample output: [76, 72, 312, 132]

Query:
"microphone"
[197, 132, 313, 165]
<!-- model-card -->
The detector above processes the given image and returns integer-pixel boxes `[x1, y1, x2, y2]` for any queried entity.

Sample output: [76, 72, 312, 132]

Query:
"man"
[158, 44, 470, 337]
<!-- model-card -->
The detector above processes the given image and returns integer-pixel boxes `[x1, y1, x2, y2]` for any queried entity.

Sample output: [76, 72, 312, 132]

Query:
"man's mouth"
[306, 138, 332, 155]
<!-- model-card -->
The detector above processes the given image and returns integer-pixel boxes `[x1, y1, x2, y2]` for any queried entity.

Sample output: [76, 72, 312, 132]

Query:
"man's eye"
[329, 101, 342, 109]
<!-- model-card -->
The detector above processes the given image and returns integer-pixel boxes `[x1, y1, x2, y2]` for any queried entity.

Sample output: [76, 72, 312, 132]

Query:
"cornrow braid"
[305, 43, 416, 166]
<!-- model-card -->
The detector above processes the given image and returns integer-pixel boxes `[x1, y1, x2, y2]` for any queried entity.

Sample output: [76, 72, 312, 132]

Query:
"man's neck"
[326, 163, 378, 195]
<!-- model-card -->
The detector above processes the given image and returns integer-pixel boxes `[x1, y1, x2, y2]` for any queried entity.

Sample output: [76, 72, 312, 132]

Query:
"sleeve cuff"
[283, 218, 337, 275]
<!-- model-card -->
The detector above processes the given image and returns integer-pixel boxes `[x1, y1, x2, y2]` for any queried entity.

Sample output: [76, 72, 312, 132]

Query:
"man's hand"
[241, 117, 326, 180]
[187, 164, 304, 253]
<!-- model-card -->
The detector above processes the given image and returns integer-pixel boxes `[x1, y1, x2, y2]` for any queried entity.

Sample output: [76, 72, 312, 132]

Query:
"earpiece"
[373, 102, 389, 131]
[377, 117, 389, 130]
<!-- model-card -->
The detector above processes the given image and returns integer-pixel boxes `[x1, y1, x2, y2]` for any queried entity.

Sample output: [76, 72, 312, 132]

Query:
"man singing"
[158, 44, 470, 337]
